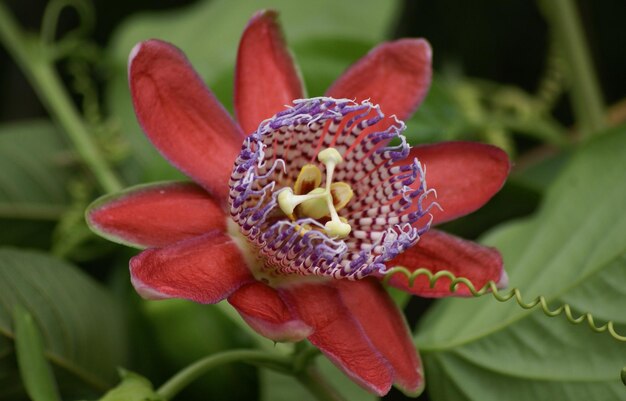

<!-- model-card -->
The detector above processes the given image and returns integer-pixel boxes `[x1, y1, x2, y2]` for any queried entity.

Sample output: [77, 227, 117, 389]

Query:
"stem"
[0, 3, 123, 193]
[156, 349, 291, 400]
[542, 0, 605, 136]
[156, 347, 347, 401]
[0, 203, 66, 220]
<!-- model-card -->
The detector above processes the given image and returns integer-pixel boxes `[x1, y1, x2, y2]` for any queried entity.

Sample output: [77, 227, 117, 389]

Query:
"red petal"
[235, 10, 305, 134]
[280, 283, 393, 396]
[412, 141, 510, 225]
[87, 182, 226, 249]
[383, 229, 505, 298]
[326, 39, 432, 121]
[228, 282, 312, 342]
[130, 231, 253, 303]
[334, 278, 424, 396]
[129, 40, 244, 204]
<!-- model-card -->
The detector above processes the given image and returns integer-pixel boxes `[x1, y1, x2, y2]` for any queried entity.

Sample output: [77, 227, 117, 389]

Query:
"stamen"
[325, 218, 351, 238]
[278, 188, 325, 216]
[324, 195, 351, 237]
[294, 164, 322, 195]
[277, 147, 353, 238]
[318, 148, 351, 238]
[317, 147, 343, 165]
[330, 182, 353, 210]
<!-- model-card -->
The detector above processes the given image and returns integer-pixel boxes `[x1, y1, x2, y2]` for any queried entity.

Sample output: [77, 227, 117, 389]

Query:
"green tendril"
[382, 266, 626, 342]
[41, 0, 95, 46]
[384, 266, 626, 384]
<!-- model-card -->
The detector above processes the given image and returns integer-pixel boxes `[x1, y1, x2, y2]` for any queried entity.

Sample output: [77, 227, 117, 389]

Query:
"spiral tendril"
[382, 267, 626, 342]
[384, 266, 626, 385]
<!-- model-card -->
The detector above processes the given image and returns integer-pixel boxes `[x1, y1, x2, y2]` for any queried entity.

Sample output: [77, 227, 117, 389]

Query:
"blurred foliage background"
[1, 0, 625, 400]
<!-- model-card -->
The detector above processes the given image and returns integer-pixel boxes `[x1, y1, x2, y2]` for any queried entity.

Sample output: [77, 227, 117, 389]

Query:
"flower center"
[229, 97, 435, 280]
[277, 147, 354, 238]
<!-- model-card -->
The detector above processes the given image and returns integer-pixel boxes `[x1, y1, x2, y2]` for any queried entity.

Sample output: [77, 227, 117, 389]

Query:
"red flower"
[87, 10, 509, 396]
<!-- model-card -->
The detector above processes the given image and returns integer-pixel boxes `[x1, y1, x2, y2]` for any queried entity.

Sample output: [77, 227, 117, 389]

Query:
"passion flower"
[87, 10, 509, 396]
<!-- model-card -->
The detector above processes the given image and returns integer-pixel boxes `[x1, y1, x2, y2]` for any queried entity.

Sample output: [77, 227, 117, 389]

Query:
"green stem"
[542, 0, 605, 137]
[156, 348, 346, 401]
[0, 203, 66, 220]
[0, 3, 123, 193]
[156, 350, 291, 400]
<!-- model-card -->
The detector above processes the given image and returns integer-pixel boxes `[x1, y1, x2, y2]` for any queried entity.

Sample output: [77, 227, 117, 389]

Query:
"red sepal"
[384, 229, 506, 297]
[409, 141, 510, 225]
[129, 40, 244, 204]
[280, 283, 393, 396]
[326, 39, 432, 121]
[87, 182, 226, 249]
[130, 231, 254, 303]
[335, 278, 424, 395]
[235, 10, 305, 134]
[228, 281, 312, 342]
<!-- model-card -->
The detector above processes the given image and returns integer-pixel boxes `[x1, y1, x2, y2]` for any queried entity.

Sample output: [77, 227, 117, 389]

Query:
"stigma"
[278, 147, 353, 238]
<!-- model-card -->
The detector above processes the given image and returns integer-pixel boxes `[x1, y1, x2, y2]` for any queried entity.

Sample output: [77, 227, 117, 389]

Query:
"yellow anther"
[330, 182, 353, 211]
[294, 164, 322, 195]
[317, 148, 343, 165]
[325, 219, 351, 238]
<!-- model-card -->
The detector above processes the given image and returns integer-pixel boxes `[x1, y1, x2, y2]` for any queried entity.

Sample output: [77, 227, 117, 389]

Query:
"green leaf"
[0, 121, 69, 249]
[0, 120, 70, 220]
[0, 248, 127, 399]
[94, 370, 160, 401]
[416, 125, 626, 400]
[105, 0, 400, 181]
[13, 304, 61, 401]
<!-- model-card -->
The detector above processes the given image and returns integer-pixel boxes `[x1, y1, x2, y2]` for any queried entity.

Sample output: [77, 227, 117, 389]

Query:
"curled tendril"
[40, 0, 95, 59]
[382, 266, 626, 342]
[383, 266, 626, 385]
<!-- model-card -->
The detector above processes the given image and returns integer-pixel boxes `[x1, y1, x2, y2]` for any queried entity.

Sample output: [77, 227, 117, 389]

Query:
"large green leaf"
[105, 0, 400, 182]
[416, 125, 626, 400]
[0, 248, 127, 399]
[0, 120, 70, 220]
[13, 305, 61, 401]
